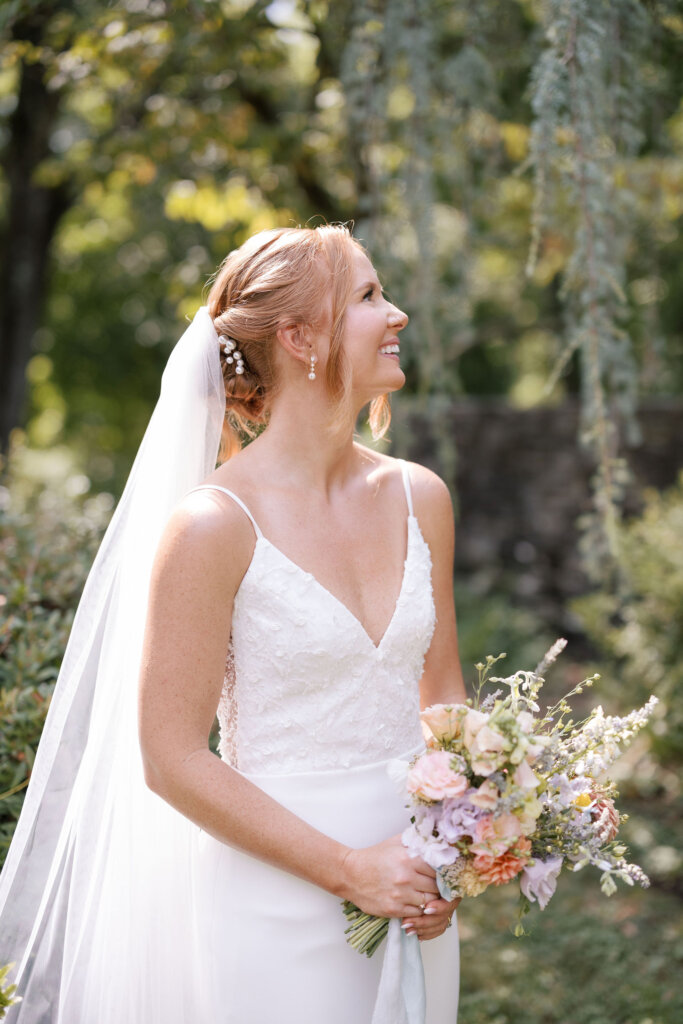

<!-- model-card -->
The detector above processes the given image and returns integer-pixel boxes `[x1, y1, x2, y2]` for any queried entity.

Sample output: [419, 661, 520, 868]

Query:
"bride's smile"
[341, 250, 409, 406]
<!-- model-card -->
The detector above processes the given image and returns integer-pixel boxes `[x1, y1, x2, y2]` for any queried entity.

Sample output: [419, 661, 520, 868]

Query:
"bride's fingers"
[422, 898, 452, 916]
[405, 891, 437, 916]
[413, 860, 438, 881]
[415, 884, 439, 903]
[402, 895, 460, 935]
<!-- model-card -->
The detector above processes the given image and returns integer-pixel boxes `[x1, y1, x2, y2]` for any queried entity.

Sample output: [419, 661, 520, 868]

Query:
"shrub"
[0, 482, 110, 866]
[571, 471, 683, 774]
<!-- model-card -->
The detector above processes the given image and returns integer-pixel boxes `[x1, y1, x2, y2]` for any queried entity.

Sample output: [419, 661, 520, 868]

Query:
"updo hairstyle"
[207, 225, 391, 460]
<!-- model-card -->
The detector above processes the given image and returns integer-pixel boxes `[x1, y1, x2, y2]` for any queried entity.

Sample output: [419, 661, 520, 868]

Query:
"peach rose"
[420, 703, 467, 745]
[406, 751, 469, 802]
[470, 812, 523, 857]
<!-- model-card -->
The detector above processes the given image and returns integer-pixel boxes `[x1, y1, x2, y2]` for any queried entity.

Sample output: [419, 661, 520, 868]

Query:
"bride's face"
[341, 251, 408, 404]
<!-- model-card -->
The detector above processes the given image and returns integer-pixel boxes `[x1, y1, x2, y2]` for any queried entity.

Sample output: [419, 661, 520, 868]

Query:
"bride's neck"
[254, 389, 363, 493]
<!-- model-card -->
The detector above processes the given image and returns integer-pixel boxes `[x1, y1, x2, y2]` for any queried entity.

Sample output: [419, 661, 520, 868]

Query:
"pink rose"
[420, 703, 467, 745]
[468, 779, 499, 810]
[470, 812, 522, 857]
[406, 751, 469, 802]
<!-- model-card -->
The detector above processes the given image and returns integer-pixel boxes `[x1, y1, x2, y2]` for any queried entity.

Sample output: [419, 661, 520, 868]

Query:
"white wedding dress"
[189, 461, 460, 1023]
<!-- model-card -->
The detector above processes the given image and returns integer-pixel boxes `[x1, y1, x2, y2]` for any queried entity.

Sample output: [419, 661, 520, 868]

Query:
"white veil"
[0, 307, 226, 1022]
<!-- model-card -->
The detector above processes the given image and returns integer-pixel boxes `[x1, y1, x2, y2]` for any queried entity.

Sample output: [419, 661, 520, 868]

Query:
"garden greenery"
[0, 480, 110, 865]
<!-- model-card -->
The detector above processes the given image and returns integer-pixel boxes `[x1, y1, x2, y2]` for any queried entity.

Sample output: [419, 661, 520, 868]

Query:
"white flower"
[520, 856, 563, 909]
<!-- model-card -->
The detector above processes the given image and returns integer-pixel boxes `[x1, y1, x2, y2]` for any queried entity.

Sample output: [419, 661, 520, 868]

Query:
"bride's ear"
[275, 322, 309, 369]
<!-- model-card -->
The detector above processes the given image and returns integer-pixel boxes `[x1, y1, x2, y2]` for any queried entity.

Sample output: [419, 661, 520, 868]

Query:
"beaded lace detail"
[203, 474, 436, 775]
[217, 640, 238, 767]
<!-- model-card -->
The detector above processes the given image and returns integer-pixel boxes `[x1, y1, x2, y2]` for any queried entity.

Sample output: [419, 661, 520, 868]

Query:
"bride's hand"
[401, 895, 461, 941]
[339, 835, 440, 918]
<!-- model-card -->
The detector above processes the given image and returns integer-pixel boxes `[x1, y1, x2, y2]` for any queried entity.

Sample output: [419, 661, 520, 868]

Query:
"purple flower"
[402, 806, 460, 869]
[520, 856, 563, 910]
[437, 795, 486, 843]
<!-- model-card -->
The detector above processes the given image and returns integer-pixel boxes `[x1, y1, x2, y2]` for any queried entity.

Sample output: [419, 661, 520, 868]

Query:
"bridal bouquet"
[343, 639, 657, 956]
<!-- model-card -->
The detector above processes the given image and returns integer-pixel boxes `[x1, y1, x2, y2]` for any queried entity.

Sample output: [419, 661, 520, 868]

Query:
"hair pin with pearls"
[219, 334, 245, 375]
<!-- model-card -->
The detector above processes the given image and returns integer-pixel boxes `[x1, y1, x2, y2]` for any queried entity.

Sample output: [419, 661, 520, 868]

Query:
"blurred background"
[0, 1, 681, 1021]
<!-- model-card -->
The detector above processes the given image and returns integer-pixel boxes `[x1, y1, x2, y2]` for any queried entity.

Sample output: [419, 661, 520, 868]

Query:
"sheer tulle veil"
[0, 307, 226, 1022]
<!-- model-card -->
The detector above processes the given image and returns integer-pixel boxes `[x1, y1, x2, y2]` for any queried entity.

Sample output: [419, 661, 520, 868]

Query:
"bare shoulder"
[403, 461, 452, 514]
[357, 446, 453, 535]
[152, 486, 256, 595]
[399, 459, 455, 555]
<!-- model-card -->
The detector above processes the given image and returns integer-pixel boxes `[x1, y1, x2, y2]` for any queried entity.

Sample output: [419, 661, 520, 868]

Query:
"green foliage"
[1, 0, 680, 514]
[341, 0, 682, 565]
[0, 961, 20, 1020]
[453, 576, 555, 683]
[526, 0, 648, 574]
[0, 474, 109, 862]
[571, 471, 683, 769]
[1, 0, 350, 489]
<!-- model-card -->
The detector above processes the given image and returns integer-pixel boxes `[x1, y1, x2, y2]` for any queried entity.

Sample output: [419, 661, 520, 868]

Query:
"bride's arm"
[411, 464, 467, 709]
[138, 491, 438, 920]
[402, 464, 466, 940]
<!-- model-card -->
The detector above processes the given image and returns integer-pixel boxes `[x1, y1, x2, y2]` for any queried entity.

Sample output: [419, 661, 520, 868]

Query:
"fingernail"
[423, 908, 437, 915]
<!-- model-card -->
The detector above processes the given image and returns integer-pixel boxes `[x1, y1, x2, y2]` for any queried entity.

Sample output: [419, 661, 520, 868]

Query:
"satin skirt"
[194, 751, 460, 1024]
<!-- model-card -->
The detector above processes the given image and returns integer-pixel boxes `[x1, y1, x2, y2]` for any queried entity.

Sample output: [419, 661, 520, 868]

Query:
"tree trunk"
[0, 41, 72, 455]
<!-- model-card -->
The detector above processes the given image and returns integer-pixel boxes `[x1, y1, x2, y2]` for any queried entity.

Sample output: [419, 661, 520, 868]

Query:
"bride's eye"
[362, 287, 375, 301]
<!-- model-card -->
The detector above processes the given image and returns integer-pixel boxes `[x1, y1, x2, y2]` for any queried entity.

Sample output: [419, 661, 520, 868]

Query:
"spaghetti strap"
[398, 459, 414, 518]
[189, 485, 263, 539]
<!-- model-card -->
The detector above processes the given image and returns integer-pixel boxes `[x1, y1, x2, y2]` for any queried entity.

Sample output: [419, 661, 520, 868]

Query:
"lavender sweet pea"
[402, 805, 460, 869]
[437, 795, 486, 843]
[520, 856, 563, 909]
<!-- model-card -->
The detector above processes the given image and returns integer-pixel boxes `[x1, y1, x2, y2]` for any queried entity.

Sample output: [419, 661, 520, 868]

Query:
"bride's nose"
[388, 305, 409, 330]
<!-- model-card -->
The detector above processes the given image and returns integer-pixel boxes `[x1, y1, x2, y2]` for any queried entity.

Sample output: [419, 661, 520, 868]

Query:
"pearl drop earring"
[308, 352, 317, 381]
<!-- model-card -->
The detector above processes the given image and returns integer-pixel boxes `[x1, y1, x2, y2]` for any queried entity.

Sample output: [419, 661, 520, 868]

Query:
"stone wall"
[394, 397, 683, 621]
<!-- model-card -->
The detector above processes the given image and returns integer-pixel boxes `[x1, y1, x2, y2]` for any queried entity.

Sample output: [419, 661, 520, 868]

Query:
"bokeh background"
[1, 2, 682, 1021]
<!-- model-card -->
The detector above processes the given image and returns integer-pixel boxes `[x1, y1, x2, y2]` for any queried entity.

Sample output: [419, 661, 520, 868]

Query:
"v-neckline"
[247, 516, 418, 652]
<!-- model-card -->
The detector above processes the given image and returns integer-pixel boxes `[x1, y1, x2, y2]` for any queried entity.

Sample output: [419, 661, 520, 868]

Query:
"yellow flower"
[574, 793, 592, 809]
[456, 862, 490, 898]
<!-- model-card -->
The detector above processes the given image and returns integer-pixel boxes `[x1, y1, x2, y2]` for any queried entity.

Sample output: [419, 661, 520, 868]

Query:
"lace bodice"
[193, 462, 436, 775]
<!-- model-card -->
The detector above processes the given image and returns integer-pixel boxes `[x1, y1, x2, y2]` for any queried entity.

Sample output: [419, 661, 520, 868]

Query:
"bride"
[0, 224, 465, 1023]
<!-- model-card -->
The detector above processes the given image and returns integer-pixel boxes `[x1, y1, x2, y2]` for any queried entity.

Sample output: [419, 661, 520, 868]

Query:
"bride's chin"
[353, 369, 406, 406]
[385, 369, 406, 393]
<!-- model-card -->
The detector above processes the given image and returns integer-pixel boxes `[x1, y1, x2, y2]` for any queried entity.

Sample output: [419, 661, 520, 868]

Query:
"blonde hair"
[206, 225, 391, 459]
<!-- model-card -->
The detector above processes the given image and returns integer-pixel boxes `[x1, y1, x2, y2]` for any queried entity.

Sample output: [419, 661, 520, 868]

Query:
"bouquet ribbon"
[371, 917, 426, 1024]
